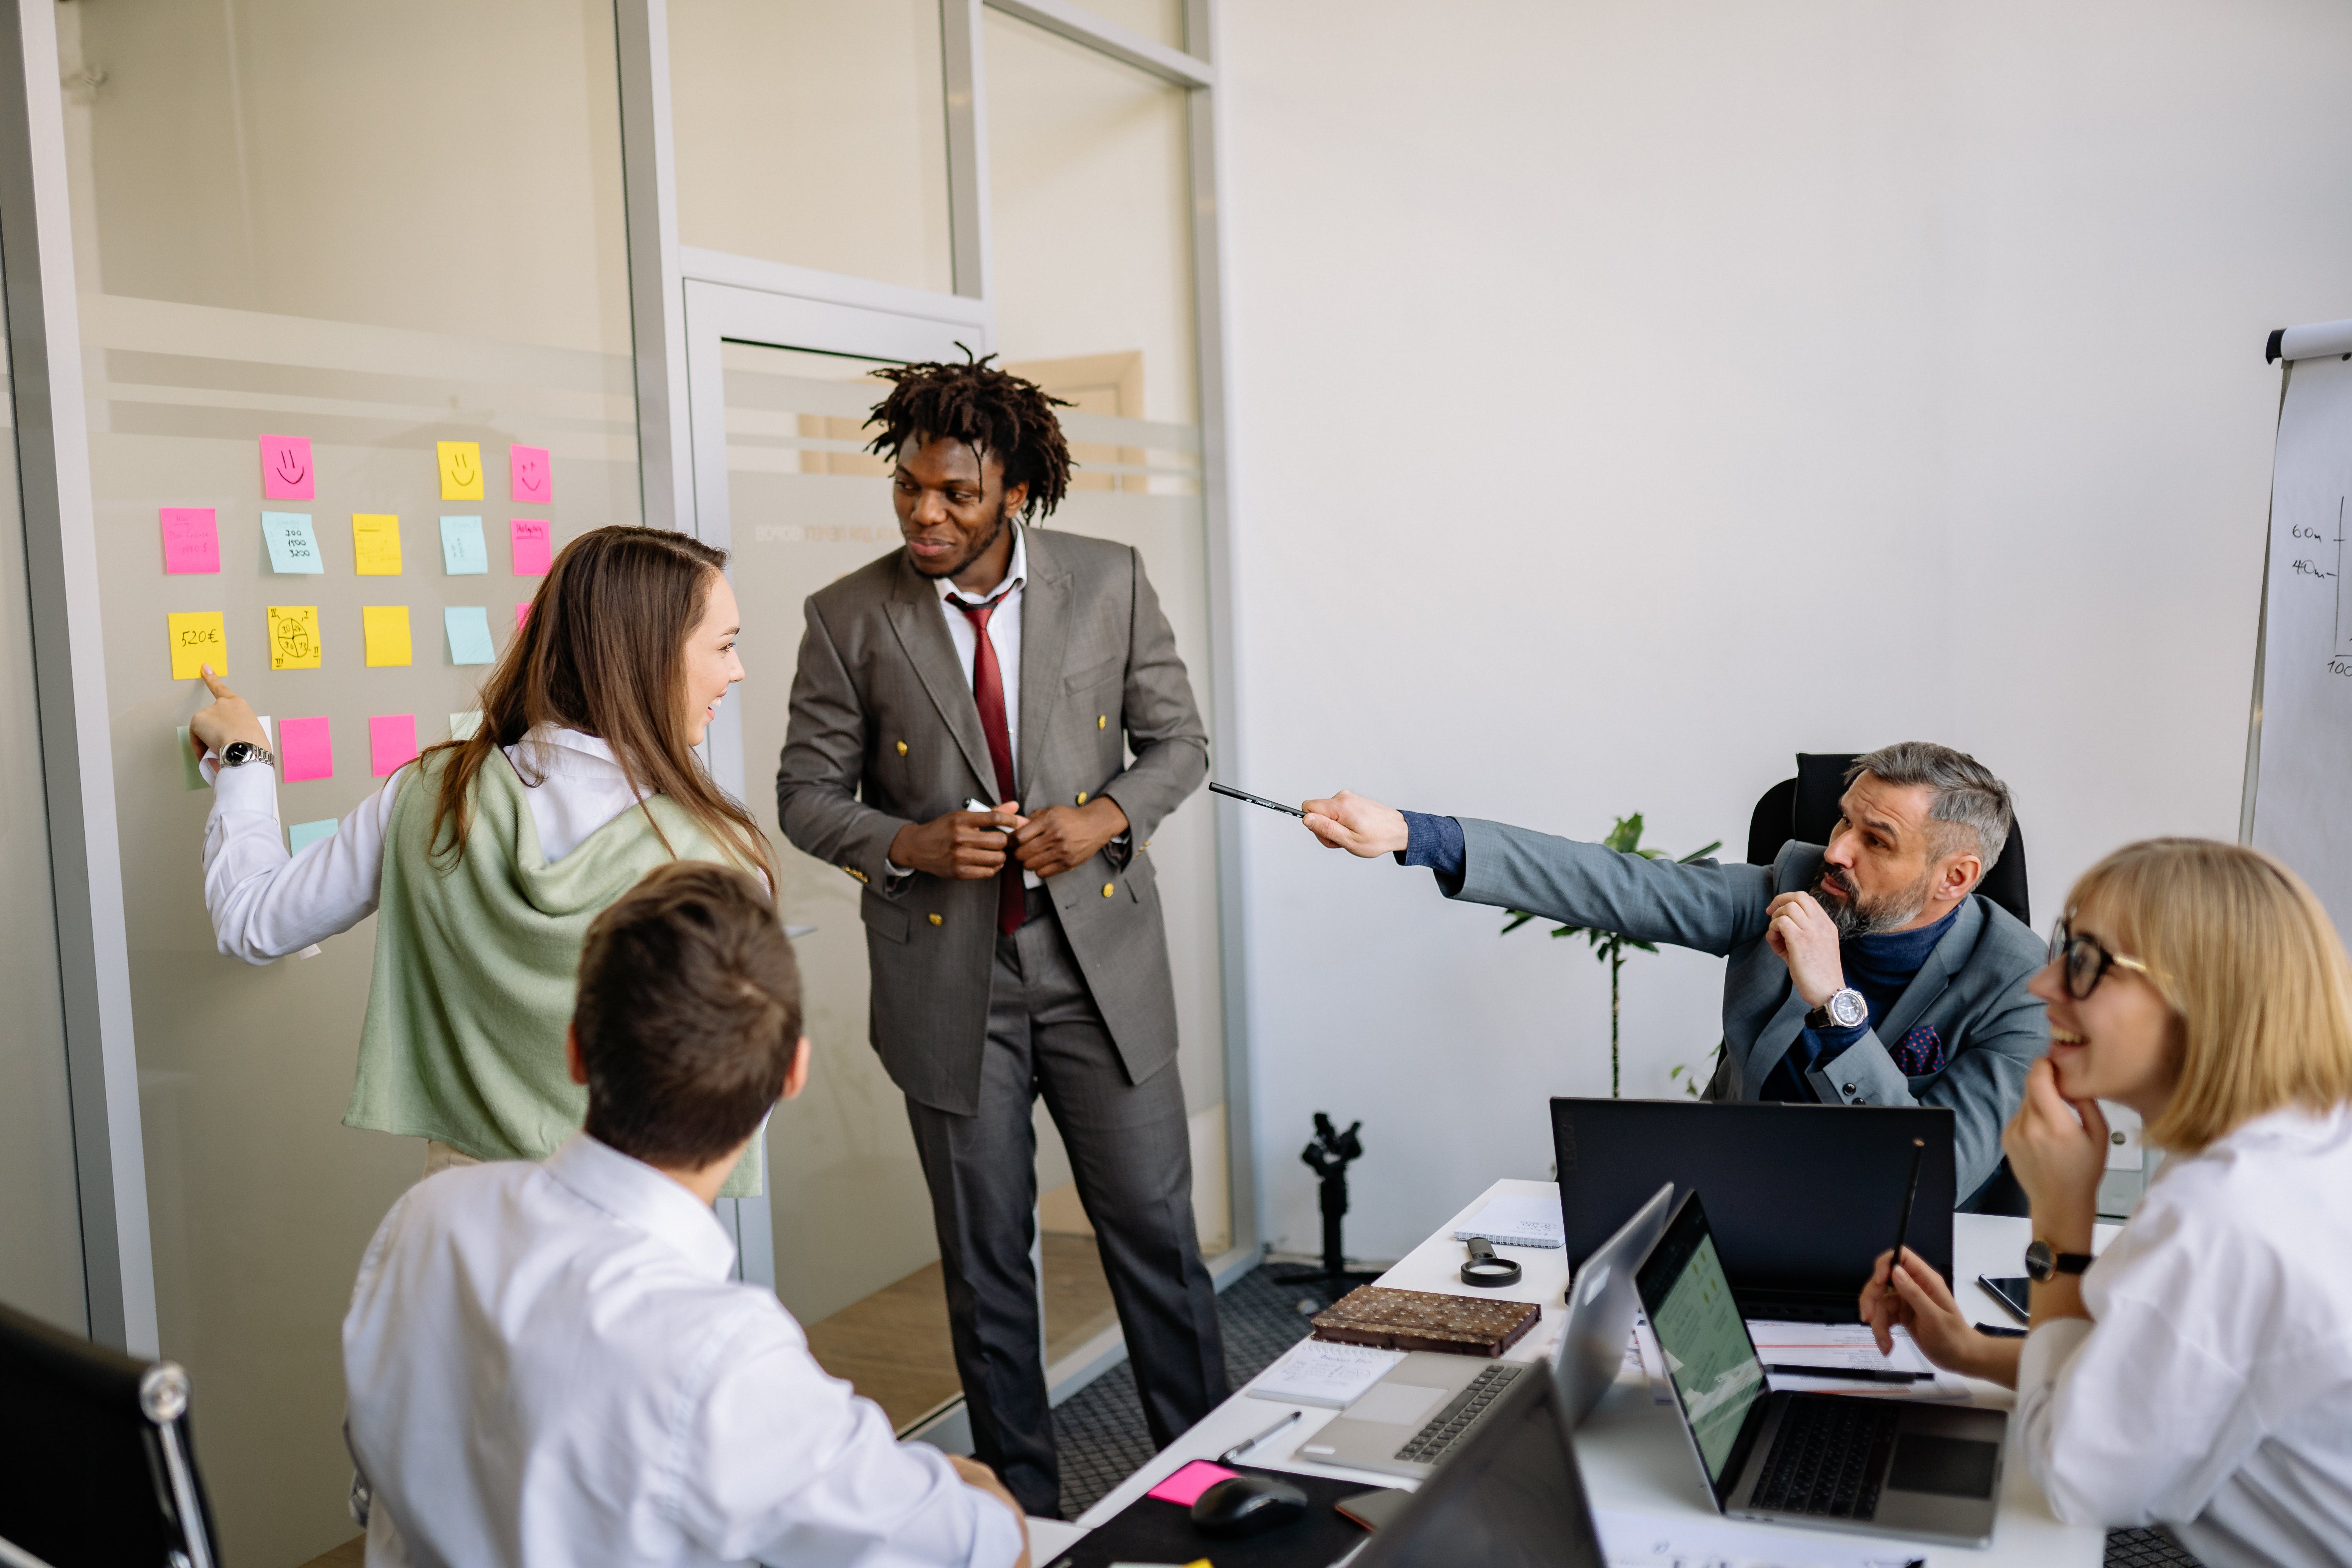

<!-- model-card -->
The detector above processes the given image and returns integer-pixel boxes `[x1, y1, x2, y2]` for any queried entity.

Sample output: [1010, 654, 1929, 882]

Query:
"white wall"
[1215, 0, 2352, 1261]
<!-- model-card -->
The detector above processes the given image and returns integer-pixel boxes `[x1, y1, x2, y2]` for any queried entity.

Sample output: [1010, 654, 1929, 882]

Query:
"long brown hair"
[425, 526, 774, 883]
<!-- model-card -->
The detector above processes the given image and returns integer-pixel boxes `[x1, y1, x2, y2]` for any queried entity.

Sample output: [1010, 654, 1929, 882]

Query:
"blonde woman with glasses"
[1858, 838, 2352, 1568]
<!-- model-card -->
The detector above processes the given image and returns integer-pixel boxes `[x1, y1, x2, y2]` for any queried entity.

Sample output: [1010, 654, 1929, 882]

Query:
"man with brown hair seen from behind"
[342, 862, 1029, 1568]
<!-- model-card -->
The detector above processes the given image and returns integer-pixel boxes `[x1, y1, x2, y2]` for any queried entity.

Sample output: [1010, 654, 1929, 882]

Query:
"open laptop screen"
[1354, 1369, 1604, 1568]
[1636, 1192, 1770, 1496]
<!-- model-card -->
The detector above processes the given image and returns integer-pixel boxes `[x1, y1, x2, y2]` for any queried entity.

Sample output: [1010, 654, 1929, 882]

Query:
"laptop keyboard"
[1393, 1363, 1524, 1465]
[1749, 1397, 1903, 1520]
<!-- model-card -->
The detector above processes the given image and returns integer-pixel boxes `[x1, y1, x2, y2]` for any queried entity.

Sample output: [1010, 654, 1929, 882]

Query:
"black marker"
[1209, 782, 1305, 818]
[1889, 1136, 1926, 1280]
[1765, 1365, 1935, 1384]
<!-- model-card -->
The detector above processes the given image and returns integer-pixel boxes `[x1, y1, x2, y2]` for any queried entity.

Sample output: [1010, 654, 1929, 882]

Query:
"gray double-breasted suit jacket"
[1443, 819, 2049, 1196]
[775, 529, 1208, 1116]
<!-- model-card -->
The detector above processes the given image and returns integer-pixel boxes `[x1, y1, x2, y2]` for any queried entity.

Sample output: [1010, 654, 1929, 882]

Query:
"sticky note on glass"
[280, 716, 332, 781]
[176, 726, 206, 791]
[450, 709, 483, 741]
[510, 444, 552, 505]
[288, 819, 337, 855]
[267, 604, 323, 670]
[515, 601, 533, 630]
[352, 514, 403, 575]
[437, 441, 485, 500]
[160, 508, 220, 574]
[260, 434, 315, 500]
[445, 605, 494, 666]
[362, 605, 413, 667]
[439, 515, 488, 575]
[370, 714, 419, 777]
[167, 611, 226, 680]
[510, 519, 552, 577]
[261, 512, 323, 574]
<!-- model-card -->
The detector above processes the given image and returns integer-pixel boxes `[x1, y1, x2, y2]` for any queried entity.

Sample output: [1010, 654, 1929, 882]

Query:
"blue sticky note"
[445, 605, 495, 666]
[261, 512, 323, 574]
[440, 515, 488, 575]
[288, 819, 337, 856]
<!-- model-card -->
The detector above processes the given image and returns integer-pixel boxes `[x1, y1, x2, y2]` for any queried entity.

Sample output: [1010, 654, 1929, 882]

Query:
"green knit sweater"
[345, 746, 764, 1198]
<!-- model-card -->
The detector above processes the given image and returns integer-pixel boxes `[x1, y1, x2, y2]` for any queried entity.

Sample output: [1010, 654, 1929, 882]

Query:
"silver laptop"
[1297, 1183, 1675, 1480]
[1635, 1189, 2007, 1547]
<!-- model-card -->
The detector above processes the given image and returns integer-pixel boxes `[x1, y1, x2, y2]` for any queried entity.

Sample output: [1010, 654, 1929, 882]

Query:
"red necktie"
[946, 588, 1025, 935]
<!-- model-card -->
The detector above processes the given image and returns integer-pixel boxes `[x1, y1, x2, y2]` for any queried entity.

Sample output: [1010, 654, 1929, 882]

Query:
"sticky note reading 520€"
[437, 441, 485, 500]
[268, 605, 323, 670]
[363, 605, 413, 667]
[352, 514, 403, 575]
[167, 612, 226, 680]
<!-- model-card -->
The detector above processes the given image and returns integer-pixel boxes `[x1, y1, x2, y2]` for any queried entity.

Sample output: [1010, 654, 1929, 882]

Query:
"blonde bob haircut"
[2067, 838, 2352, 1155]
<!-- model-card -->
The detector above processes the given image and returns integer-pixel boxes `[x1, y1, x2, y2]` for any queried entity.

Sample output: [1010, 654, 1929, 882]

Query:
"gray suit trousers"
[904, 901, 1226, 1518]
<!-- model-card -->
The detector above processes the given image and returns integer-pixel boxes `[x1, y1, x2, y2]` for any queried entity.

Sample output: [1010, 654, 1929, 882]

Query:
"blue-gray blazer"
[1448, 818, 2049, 1197]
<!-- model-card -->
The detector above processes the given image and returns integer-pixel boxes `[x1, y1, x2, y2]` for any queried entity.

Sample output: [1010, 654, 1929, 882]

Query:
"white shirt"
[203, 725, 653, 964]
[343, 1134, 1023, 1568]
[2015, 1103, 2352, 1568]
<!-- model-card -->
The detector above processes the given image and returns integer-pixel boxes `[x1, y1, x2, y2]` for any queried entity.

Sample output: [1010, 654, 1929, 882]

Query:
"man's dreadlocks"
[864, 351, 1074, 519]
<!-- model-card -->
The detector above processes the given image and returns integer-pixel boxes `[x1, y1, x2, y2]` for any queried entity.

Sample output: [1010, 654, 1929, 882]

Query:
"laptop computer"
[1552, 1098, 1957, 1321]
[1634, 1189, 2006, 1546]
[1350, 1354, 1606, 1568]
[1298, 1183, 1675, 1480]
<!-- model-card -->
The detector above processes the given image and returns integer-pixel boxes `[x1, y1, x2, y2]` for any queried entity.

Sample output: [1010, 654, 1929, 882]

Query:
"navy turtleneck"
[1759, 904, 1958, 1102]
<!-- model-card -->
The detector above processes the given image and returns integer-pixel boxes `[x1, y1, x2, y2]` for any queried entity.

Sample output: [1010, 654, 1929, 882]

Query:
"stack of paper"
[1746, 1321, 1967, 1400]
[1451, 1192, 1566, 1248]
[1245, 1338, 1406, 1408]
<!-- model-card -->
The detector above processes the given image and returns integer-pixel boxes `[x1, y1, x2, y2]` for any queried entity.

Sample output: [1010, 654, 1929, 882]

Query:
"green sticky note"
[440, 515, 488, 575]
[262, 512, 323, 574]
[450, 709, 483, 741]
[288, 819, 336, 855]
[176, 726, 206, 791]
[445, 605, 494, 665]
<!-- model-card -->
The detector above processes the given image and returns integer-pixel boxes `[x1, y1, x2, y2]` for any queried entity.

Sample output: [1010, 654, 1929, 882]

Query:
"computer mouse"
[1190, 1473, 1309, 1537]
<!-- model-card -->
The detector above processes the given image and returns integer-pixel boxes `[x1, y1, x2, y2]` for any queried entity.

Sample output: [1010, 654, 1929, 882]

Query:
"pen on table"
[1765, 1365, 1937, 1384]
[1219, 1408, 1303, 1463]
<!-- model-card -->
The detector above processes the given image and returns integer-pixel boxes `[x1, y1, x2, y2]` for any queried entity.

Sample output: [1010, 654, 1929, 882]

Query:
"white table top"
[1069, 1178, 2119, 1566]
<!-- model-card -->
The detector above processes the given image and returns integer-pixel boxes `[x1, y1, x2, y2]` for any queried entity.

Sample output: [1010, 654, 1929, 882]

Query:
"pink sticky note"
[279, 716, 333, 782]
[510, 445, 552, 505]
[160, 508, 220, 574]
[1145, 1459, 1240, 1507]
[369, 714, 419, 778]
[515, 601, 533, 630]
[260, 435, 315, 501]
[510, 519, 552, 576]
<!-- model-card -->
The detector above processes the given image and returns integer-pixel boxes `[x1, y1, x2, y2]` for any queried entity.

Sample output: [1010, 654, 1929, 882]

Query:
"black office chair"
[0, 1299, 221, 1568]
[1747, 751, 2033, 1216]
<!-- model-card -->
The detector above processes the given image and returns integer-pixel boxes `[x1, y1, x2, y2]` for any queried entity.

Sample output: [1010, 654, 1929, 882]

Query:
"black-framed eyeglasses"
[2047, 918, 2152, 1000]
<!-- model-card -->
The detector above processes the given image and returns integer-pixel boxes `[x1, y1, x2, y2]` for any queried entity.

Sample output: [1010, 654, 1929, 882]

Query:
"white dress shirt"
[203, 725, 655, 964]
[2014, 1103, 2352, 1568]
[343, 1133, 1023, 1568]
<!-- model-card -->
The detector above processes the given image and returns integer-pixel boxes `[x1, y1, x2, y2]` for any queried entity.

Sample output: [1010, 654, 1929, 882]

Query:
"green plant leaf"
[1500, 910, 1539, 935]
[1678, 839, 1725, 864]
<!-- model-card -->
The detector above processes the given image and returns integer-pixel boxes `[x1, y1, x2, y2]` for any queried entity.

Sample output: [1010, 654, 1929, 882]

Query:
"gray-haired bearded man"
[1300, 743, 2046, 1203]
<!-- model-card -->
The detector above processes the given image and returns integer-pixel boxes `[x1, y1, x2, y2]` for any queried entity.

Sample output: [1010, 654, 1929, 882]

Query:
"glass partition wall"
[10, 1, 1240, 1560]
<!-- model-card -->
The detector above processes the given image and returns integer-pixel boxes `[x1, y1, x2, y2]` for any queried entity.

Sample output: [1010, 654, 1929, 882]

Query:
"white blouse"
[2015, 1102, 2352, 1568]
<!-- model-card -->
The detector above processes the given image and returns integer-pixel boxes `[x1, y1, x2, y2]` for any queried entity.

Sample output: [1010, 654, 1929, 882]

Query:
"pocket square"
[1893, 1024, 1946, 1076]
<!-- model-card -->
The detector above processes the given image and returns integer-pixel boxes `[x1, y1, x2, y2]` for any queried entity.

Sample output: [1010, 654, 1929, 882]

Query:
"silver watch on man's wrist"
[1805, 986, 1867, 1031]
[220, 740, 274, 769]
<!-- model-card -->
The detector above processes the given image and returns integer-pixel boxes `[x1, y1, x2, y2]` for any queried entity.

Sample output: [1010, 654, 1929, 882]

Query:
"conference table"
[1036, 1177, 2118, 1567]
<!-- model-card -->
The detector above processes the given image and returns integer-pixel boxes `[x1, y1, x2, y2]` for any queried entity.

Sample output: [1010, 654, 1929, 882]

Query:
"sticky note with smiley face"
[260, 435, 314, 501]
[510, 445, 551, 505]
[436, 441, 485, 501]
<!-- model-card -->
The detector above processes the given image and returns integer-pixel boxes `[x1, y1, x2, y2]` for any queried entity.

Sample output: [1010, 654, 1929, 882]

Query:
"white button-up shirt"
[203, 725, 661, 963]
[926, 526, 1041, 890]
[2015, 1103, 2352, 1568]
[343, 1133, 1025, 1568]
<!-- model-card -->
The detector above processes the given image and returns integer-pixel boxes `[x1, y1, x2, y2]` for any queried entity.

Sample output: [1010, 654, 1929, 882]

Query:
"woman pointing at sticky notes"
[185, 526, 776, 1191]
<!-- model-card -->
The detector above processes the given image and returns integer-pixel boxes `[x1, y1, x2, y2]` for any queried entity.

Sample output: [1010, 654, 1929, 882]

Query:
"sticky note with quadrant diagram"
[370, 714, 419, 777]
[352, 514, 403, 575]
[445, 606, 494, 665]
[510, 444, 552, 505]
[260, 435, 315, 501]
[510, 519, 552, 576]
[167, 612, 226, 681]
[261, 513, 323, 574]
[279, 716, 332, 781]
[160, 508, 220, 574]
[439, 515, 488, 574]
[437, 441, 485, 500]
[288, 819, 337, 855]
[363, 605, 413, 667]
[267, 605, 323, 670]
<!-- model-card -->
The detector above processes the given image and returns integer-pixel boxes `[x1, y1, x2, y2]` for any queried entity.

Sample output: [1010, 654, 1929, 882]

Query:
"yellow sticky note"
[267, 605, 323, 670]
[353, 514, 403, 575]
[167, 611, 225, 681]
[363, 604, 413, 668]
[436, 441, 485, 500]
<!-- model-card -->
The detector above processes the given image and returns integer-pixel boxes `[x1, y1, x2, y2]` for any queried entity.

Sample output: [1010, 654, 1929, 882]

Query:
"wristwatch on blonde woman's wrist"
[2023, 1239, 2092, 1282]
[220, 740, 275, 769]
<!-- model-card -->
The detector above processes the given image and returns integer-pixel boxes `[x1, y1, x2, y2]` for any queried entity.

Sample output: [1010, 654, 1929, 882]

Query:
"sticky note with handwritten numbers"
[167, 611, 226, 681]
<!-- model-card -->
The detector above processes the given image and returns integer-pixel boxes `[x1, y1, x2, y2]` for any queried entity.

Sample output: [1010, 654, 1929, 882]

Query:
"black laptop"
[1550, 1098, 1956, 1321]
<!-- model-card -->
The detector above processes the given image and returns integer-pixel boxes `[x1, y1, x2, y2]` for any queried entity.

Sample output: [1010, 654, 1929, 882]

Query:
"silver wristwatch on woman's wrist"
[220, 740, 275, 769]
